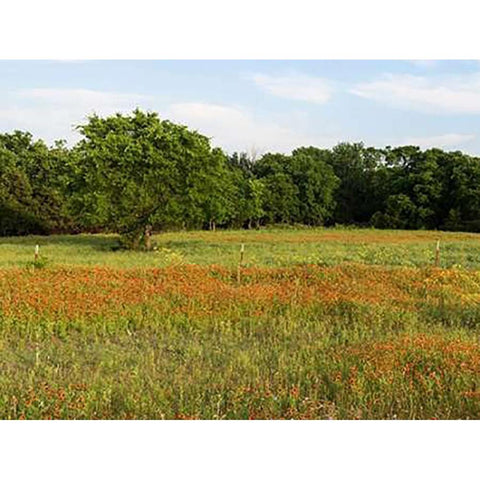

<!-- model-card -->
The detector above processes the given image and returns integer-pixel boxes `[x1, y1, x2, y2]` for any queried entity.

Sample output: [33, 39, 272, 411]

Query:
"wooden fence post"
[34, 245, 39, 262]
[237, 243, 245, 284]
[435, 240, 440, 267]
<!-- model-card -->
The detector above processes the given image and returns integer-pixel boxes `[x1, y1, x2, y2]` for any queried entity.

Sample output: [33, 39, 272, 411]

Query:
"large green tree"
[253, 150, 338, 225]
[0, 131, 71, 235]
[253, 153, 300, 224]
[290, 147, 339, 225]
[71, 109, 227, 248]
[326, 142, 386, 225]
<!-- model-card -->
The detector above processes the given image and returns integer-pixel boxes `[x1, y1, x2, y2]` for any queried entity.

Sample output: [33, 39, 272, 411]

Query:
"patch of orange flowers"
[1, 264, 480, 321]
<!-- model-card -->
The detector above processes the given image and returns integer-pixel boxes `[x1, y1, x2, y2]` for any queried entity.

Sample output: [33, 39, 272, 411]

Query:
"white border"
[0, 420, 478, 479]
[1, 0, 479, 59]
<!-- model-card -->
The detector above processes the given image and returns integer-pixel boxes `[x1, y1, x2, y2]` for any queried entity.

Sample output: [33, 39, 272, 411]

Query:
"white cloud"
[0, 88, 152, 144]
[0, 89, 338, 153]
[165, 102, 337, 153]
[409, 60, 439, 69]
[400, 133, 475, 149]
[351, 73, 480, 114]
[252, 73, 332, 104]
[18, 88, 148, 109]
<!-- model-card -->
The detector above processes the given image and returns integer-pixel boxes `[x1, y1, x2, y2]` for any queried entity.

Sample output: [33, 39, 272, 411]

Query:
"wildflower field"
[2, 228, 480, 419]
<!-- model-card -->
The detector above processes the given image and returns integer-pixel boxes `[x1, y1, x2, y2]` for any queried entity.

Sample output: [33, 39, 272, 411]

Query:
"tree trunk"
[248, 219, 252, 230]
[212, 220, 216, 232]
[132, 231, 142, 250]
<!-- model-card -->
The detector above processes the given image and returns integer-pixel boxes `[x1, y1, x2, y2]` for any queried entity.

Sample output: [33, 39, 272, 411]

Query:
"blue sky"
[1, 60, 480, 155]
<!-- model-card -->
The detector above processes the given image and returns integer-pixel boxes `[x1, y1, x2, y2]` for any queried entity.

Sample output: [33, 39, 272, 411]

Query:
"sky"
[1, 60, 480, 155]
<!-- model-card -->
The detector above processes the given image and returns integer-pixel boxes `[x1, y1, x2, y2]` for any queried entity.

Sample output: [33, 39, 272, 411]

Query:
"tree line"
[2, 109, 480, 248]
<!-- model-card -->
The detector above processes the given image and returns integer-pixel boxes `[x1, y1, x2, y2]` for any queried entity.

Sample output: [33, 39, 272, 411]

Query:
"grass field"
[3, 228, 480, 269]
[2, 227, 480, 419]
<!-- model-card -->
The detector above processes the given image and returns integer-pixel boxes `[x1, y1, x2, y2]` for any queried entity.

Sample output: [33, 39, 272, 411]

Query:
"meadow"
[1, 227, 480, 419]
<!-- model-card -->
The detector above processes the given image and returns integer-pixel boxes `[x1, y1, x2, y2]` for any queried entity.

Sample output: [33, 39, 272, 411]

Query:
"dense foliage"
[2, 108, 480, 246]
[0, 131, 73, 236]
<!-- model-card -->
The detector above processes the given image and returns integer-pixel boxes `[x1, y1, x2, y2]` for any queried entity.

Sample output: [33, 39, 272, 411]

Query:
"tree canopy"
[70, 110, 235, 247]
[3, 109, 480, 247]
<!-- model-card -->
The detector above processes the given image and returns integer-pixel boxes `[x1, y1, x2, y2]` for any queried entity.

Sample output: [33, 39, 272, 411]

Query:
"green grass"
[2, 227, 480, 419]
[1, 227, 480, 268]
[1, 300, 480, 419]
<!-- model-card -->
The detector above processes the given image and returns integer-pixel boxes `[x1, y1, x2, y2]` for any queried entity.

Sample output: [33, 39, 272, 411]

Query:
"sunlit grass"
[1, 227, 480, 269]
